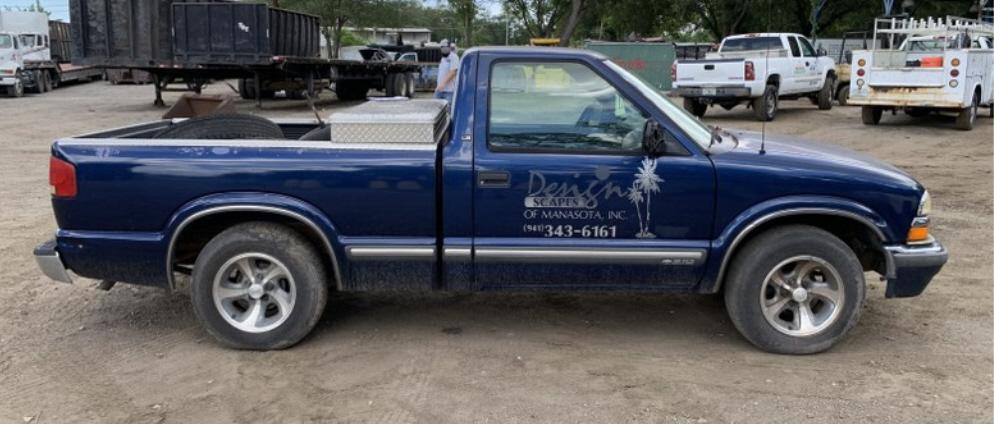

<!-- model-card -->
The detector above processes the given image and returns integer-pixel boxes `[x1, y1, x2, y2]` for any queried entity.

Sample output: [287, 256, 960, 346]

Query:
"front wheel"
[723, 225, 865, 354]
[817, 77, 834, 110]
[7, 72, 24, 97]
[190, 222, 329, 350]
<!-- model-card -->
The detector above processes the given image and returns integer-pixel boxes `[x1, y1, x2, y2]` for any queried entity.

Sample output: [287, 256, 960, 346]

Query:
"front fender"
[163, 192, 346, 290]
[699, 195, 891, 293]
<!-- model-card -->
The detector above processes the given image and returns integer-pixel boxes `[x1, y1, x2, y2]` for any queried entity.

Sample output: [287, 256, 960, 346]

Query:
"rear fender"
[164, 192, 345, 290]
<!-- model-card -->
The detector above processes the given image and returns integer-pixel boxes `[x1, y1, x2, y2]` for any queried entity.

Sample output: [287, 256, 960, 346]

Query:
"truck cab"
[34, 47, 946, 354]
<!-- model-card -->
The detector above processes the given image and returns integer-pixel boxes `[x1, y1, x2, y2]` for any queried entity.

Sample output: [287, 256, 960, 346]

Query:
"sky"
[6, 0, 503, 23]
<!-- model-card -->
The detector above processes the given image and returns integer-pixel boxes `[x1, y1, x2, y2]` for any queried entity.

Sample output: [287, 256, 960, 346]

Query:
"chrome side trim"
[347, 246, 436, 260]
[475, 247, 704, 265]
[443, 247, 472, 260]
[166, 205, 343, 291]
[885, 242, 944, 255]
[713, 207, 888, 291]
[60, 138, 438, 151]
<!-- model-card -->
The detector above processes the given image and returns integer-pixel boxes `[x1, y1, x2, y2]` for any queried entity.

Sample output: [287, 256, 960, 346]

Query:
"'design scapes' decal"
[522, 158, 664, 239]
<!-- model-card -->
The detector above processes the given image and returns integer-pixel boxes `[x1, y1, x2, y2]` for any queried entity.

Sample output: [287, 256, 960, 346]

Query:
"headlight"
[917, 190, 931, 217]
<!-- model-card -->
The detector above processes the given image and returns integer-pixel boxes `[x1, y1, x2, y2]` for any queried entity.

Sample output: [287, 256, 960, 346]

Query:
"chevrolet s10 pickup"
[35, 47, 946, 354]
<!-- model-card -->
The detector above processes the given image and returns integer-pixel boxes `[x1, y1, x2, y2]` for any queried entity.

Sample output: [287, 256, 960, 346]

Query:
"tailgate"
[676, 59, 745, 85]
[868, 68, 945, 88]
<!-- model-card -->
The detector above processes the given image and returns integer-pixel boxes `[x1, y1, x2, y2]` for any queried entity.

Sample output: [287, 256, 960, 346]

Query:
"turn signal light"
[951, 58, 960, 67]
[907, 226, 930, 243]
[49, 156, 77, 198]
[857, 58, 866, 67]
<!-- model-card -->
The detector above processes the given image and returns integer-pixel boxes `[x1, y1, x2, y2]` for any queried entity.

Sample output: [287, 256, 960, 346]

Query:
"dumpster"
[585, 41, 676, 91]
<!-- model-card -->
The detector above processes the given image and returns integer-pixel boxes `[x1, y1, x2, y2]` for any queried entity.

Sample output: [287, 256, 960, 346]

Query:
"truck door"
[796, 37, 822, 92]
[471, 55, 715, 290]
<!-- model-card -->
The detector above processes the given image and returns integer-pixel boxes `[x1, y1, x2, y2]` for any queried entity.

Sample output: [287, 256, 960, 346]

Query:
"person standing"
[434, 39, 459, 105]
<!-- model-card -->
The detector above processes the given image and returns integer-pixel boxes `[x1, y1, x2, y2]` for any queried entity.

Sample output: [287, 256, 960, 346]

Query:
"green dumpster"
[585, 41, 676, 91]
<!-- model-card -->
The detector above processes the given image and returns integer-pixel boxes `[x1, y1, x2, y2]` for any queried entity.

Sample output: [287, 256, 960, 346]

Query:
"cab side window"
[488, 61, 647, 153]
[787, 37, 802, 57]
[799, 37, 816, 57]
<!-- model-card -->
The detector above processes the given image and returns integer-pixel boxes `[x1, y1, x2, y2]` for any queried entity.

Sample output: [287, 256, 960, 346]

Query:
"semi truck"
[34, 47, 946, 355]
[0, 11, 102, 97]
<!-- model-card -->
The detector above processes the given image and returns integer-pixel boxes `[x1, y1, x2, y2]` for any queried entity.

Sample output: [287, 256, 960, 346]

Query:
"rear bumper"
[884, 240, 947, 298]
[0, 76, 17, 86]
[34, 239, 73, 284]
[674, 86, 751, 98]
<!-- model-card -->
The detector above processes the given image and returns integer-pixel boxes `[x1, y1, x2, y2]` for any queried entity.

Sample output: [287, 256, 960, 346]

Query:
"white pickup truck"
[849, 16, 994, 131]
[672, 33, 837, 121]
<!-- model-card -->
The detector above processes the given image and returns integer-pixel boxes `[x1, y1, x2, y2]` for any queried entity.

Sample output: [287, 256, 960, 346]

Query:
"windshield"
[0, 35, 12, 50]
[721, 37, 783, 52]
[604, 60, 712, 150]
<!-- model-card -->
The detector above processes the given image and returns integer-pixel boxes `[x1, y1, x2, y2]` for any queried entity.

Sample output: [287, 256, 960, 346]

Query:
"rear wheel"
[751, 84, 778, 121]
[190, 222, 329, 350]
[861, 106, 882, 125]
[723, 225, 865, 354]
[41, 71, 52, 92]
[683, 97, 708, 117]
[154, 113, 285, 139]
[955, 91, 978, 131]
[404, 72, 416, 98]
[836, 84, 849, 106]
[384, 73, 406, 97]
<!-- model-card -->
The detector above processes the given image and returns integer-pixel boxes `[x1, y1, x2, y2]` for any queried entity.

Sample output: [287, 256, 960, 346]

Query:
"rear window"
[721, 37, 782, 52]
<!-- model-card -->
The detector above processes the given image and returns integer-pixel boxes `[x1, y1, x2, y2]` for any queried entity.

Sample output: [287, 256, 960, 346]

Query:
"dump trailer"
[69, 0, 420, 105]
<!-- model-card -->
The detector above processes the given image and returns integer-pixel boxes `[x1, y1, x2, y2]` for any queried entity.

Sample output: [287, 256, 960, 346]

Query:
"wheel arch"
[766, 73, 780, 87]
[165, 193, 344, 291]
[705, 200, 894, 294]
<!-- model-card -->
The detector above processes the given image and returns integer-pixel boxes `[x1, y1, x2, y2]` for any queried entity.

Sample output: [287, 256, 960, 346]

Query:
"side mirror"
[642, 119, 666, 156]
[816, 46, 827, 57]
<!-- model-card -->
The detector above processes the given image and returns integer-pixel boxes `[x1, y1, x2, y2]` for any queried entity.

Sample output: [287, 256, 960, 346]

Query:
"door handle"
[478, 170, 510, 188]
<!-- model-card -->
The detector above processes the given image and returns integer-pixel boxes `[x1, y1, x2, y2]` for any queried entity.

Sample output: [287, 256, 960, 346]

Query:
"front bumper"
[674, 86, 751, 99]
[34, 239, 73, 284]
[884, 240, 947, 298]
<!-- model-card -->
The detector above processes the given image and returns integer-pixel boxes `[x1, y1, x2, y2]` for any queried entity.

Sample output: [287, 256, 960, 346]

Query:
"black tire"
[384, 73, 406, 97]
[751, 84, 778, 121]
[861, 106, 882, 125]
[836, 84, 849, 106]
[29, 70, 43, 94]
[155, 113, 285, 139]
[190, 222, 329, 350]
[298, 125, 331, 141]
[955, 91, 978, 131]
[817, 77, 834, 110]
[41, 71, 52, 92]
[683, 97, 708, 117]
[7, 72, 24, 98]
[238, 78, 255, 100]
[723, 225, 865, 354]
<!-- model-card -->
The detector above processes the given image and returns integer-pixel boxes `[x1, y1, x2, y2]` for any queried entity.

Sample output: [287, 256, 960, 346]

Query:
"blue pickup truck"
[35, 47, 946, 354]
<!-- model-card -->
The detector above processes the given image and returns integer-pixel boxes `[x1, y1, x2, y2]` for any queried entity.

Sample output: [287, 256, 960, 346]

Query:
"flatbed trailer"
[22, 61, 103, 92]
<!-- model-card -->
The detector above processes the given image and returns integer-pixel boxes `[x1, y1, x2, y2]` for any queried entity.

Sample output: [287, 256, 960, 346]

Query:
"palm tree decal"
[626, 181, 645, 235]
[632, 157, 663, 239]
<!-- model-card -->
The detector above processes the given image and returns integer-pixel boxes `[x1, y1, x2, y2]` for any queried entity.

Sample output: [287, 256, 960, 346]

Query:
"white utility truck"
[849, 16, 994, 130]
[672, 33, 837, 121]
[0, 11, 101, 97]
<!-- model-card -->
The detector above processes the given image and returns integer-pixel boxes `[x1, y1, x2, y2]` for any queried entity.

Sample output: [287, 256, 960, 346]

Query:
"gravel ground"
[0, 81, 991, 424]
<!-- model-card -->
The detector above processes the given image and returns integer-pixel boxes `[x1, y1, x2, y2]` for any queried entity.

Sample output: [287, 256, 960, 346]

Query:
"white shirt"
[437, 51, 460, 93]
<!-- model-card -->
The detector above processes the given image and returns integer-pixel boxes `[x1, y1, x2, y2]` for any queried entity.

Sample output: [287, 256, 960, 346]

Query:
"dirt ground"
[0, 80, 991, 424]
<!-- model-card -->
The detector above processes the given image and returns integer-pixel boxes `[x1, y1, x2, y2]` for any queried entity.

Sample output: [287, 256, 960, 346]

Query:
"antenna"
[759, 0, 771, 155]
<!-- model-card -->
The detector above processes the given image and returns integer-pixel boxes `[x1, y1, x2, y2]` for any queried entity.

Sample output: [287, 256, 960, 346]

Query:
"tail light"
[671, 62, 677, 82]
[49, 156, 77, 198]
[950, 69, 960, 78]
[857, 68, 865, 77]
[744, 61, 755, 81]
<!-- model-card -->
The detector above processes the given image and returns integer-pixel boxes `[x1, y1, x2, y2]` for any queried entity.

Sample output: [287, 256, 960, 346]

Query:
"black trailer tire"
[751, 84, 778, 121]
[683, 97, 708, 117]
[404, 72, 416, 98]
[723, 225, 865, 355]
[817, 77, 834, 110]
[298, 125, 331, 141]
[385, 73, 406, 97]
[238, 78, 255, 100]
[836, 84, 849, 106]
[955, 91, 979, 131]
[861, 106, 882, 125]
[190, 222, 329, 350]
[154, 113, 285, 140]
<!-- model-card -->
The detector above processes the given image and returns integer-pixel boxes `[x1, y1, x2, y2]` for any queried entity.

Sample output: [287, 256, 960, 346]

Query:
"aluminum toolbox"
[327, 99, 449, 147]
